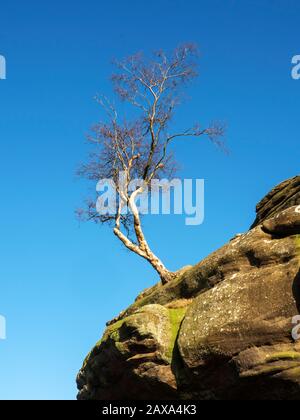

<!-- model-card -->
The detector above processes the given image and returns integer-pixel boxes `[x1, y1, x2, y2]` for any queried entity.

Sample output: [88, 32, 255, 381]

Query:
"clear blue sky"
[0, 0, 299, 400]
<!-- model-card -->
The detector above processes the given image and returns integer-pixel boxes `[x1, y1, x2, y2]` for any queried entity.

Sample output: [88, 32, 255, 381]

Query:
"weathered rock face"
[251, 175, 300, 229]
[77, 179, 300, 400]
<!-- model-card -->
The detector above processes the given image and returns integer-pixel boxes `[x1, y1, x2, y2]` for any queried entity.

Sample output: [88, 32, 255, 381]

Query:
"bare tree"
[77, 44, 225, 285]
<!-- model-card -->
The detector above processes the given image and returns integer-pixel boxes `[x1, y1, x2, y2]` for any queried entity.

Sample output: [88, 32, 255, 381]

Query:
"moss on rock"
[166, 307, 187, 362]
[266, 352, 300, 363]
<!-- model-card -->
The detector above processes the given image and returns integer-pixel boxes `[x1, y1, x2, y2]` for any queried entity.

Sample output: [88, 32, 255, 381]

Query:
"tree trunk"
[114, 186, 175, 285]
[144, 251, 175, 285]
[128, 188, 175, 285]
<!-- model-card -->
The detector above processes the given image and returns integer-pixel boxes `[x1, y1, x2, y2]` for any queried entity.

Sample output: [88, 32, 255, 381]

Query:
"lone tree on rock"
[78, 44, 224, 285]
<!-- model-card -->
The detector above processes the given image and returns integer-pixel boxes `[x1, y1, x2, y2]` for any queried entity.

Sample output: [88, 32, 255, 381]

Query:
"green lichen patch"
[82, 318, 127, 369]
[165, 307, 187, 362]
[241, 363, 300, 378]
[266, 352, 300, 363]
[295, 235, 300, 256]
[100, 318, 126, 345]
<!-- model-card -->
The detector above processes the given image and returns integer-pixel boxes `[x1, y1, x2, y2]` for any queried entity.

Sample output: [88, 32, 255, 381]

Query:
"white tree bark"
[114, 186, 174, 285]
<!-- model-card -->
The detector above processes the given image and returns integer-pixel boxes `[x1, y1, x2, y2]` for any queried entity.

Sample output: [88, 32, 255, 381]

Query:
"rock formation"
[77, 176, 300, 400]
[251, 175, 300, 228]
